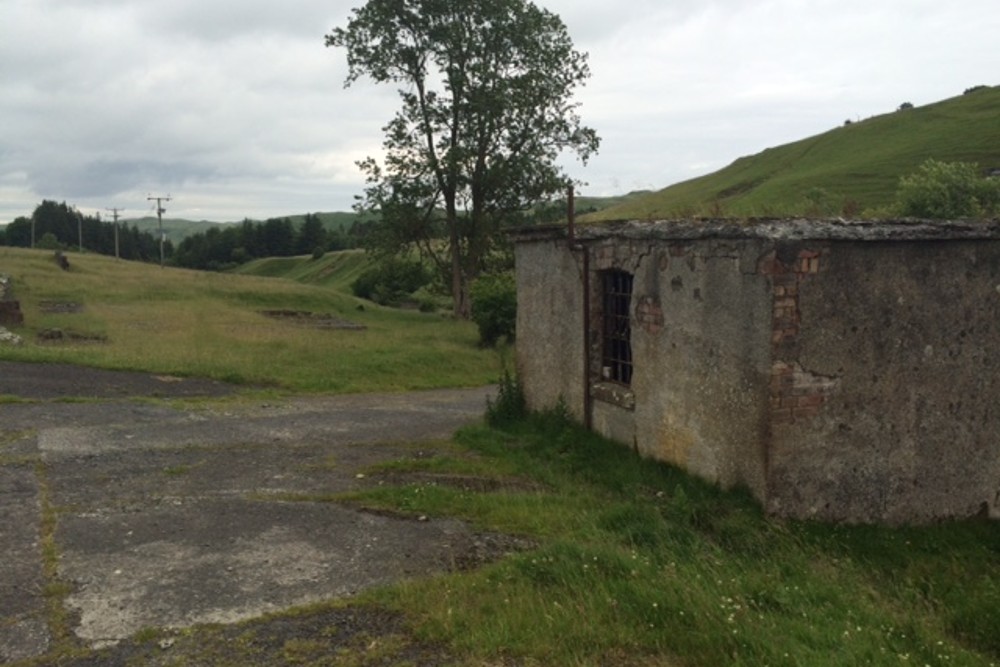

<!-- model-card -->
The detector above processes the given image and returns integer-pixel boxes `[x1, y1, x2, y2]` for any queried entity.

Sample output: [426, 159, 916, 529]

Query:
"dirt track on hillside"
[0, 361, 518, 665]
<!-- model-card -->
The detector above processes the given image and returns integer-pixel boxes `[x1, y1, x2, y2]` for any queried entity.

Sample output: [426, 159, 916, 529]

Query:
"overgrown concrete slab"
[0, 363, 501, 662]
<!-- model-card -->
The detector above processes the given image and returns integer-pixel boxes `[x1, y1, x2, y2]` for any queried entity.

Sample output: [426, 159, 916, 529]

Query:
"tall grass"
[340, 412, 1000, 666]
[0, 247, 502, 392]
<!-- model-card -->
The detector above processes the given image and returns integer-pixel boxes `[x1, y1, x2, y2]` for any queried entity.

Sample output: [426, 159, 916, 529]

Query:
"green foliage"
[2, 201, 165, 261]
[485, 369, 527, 427]
[310, 246, 325, 261]
[327, 0, 599, 317]
[36, 232, 62, 250]
[351, 257, 430, 305]
[896, 159, 1000, 218]
[469, 273, 516, 347]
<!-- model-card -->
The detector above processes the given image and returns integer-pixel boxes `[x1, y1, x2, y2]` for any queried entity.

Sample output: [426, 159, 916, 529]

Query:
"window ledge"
[591, 382, 635, 411]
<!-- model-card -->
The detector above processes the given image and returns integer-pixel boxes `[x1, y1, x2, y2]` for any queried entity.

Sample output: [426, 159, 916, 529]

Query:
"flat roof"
[510, 218, 1000, 243]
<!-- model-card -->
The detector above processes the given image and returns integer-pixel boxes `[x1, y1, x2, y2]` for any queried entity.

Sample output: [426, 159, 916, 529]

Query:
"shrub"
[311, 246, 326, 261]
[896, 159, 1000, 219]
[351, 257, 430, 305]
[36, 232, 62, 250]
[470, 272, 516, 347]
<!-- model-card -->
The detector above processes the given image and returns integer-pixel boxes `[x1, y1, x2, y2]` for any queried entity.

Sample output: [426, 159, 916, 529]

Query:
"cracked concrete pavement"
[0, 361, 496, 662]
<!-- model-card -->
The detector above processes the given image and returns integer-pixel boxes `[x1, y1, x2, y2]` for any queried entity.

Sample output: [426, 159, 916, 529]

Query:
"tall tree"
[327, 0, 599, 316]
[296, 213, 328, 255]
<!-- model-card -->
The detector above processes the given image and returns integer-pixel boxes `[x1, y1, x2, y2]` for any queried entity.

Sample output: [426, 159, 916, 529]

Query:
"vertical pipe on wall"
[567, 184, 593, 429]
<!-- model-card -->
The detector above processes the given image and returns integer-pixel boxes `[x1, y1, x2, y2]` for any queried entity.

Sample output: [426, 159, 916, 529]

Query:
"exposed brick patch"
[635, 296, 664, 334]
[770, 361, 839, 424]
[760, 248, 835, 424]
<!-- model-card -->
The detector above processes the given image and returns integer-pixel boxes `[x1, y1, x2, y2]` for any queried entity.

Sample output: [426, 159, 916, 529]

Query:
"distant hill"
[123, 193, 641, 245]
[126, 217, 223, 245]
[586, 85, 1000, 221]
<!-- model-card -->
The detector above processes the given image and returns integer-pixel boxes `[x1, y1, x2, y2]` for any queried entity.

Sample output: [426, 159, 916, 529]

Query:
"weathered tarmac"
[0, 362, 496, 662]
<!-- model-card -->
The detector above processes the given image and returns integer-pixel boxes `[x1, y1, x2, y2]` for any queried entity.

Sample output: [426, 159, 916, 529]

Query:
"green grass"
[587, 85, 1000, 220]
[0, 246, 503, 393]
[332, 413, 1000, 666]
[233, 249, 372, 293]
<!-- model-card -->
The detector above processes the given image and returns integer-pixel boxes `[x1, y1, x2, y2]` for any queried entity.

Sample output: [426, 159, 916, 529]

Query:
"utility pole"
[147, 196, 171, 267]
[106, 207, 124, 260]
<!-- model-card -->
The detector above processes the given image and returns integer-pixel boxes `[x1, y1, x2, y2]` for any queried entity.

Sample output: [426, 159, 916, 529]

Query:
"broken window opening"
[601, 269, 634, 386]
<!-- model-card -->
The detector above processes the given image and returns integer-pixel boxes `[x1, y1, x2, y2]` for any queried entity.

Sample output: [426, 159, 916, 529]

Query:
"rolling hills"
[585, 85, 1000, 221]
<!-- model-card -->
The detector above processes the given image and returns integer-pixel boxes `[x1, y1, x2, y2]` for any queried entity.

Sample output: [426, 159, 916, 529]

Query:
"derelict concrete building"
[512, 218, 1000, 523]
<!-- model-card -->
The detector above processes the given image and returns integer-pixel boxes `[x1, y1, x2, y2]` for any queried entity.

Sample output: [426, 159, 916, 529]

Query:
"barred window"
[601, 269, 633, 385]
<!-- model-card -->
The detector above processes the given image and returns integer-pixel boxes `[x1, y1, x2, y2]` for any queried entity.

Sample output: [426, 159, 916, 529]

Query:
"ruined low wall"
[0, 273, 24, 327]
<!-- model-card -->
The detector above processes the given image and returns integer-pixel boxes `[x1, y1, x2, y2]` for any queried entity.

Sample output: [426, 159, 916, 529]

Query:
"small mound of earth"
[39, 301, 84, 314]
[259, 309, 366, 330]
[37, 328, 107, 343]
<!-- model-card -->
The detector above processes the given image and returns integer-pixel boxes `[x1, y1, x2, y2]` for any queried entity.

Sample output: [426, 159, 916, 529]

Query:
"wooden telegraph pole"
[106, 207, 124, 259]
[146, 196, 171, 267]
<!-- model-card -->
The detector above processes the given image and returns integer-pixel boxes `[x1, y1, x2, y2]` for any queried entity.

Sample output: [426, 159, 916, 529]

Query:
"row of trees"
[171, 214, 372, 271]
[0, 200, 169, 261]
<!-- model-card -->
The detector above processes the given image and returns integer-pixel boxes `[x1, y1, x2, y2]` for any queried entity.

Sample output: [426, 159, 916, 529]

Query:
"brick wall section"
[759, 248, 834, 424]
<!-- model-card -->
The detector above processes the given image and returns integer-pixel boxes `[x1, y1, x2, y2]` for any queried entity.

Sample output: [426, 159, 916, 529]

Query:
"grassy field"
[0, 246, 503, 393]
[587, 85, 1000, 221]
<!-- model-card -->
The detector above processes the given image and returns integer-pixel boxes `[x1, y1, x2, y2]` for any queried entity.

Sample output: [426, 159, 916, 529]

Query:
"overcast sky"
[2, 0, 997, 224]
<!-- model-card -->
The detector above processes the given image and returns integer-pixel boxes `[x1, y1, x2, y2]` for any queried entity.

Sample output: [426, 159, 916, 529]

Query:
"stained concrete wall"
[513, 219, 1000, 523]
[765, 239, 1000, 522]
[514, 238, 586, 421]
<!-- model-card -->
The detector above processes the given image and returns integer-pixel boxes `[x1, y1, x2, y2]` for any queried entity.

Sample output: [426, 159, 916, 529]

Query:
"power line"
[146, 196, 172, 267]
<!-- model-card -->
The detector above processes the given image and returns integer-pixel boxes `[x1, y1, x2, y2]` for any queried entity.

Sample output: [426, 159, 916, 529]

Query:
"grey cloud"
[28, 158, 216, 199]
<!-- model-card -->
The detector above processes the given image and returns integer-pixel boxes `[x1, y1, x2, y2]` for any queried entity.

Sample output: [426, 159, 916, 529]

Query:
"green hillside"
[233, 249, 371, 293]
[587, 85, 1000, 221]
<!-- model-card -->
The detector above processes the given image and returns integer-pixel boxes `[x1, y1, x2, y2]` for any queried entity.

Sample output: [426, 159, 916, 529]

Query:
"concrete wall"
[588, 237, 774, 498]
[764, 239, 1000, 522]
[515, 238, 586, 420]
[513, 219, 1000, 524]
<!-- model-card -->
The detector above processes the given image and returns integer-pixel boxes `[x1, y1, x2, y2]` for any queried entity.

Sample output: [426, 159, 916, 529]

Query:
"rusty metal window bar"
[601, 269, 633, 386]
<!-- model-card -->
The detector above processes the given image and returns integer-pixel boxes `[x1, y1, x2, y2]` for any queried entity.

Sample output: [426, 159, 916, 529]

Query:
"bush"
[36, 232, 62, 250]
[311, 246, 326, 261]
[470, 272, 516, 347]
[896, 159, 1000, 219]
[352, 257, 430, 305]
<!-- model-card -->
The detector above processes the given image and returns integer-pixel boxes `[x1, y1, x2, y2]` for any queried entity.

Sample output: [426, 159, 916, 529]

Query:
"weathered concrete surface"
[0, 364, 498, 662]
